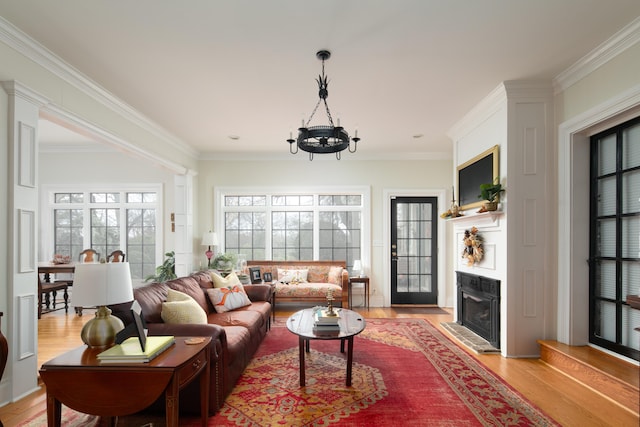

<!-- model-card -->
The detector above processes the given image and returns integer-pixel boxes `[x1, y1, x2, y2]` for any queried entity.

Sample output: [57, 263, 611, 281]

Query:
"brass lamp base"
[80, 306, 125, 348]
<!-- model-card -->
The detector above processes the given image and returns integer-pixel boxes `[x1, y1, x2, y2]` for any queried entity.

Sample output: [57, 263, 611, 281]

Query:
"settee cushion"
[327, 266, 343, 285]
[161, 289, 208, 324]
[206, 285, 252, 313]
[274, 282, 342, 299]
[277, 268, 308, 284]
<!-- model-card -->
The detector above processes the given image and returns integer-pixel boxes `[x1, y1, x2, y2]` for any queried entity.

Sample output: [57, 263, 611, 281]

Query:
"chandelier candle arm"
[286, 50, 361, 160]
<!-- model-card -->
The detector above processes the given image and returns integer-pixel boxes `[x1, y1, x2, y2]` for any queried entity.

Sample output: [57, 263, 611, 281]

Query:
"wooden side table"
[40, 336, 211, 427]
[349, 277, 370, 309]
[268, 281, 276, 325]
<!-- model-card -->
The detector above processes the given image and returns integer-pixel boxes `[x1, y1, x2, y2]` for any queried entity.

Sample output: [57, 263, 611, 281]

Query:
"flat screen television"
[456, 145, 499, 211]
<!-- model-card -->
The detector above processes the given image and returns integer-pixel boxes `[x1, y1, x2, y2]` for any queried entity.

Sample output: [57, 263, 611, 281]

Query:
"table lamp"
[201, 231, 219, 268]
[71, 262, 134, 348]
[353, 260, 363, 277]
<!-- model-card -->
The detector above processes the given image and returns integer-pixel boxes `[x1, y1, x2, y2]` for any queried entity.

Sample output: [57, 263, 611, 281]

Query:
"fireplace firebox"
[456, 271, 500, 349]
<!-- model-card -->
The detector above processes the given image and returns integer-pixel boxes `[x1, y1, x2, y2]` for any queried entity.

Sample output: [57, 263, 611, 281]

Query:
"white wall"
[0, 78, 7, 351]
[197, 157, 455, 307]
[38, 150, 178, 258]
[556, 36, 640, 349]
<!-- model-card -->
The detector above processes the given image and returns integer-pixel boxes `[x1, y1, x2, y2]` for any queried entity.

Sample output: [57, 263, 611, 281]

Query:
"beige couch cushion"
[161, 289, 208, 324]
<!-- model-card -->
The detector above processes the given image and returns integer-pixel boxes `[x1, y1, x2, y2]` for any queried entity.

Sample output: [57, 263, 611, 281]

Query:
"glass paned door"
[391, 197, 438, 304]
[590, 116, 640, 361]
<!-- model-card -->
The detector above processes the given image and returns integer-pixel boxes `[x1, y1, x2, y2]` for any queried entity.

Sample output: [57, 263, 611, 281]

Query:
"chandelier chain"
[305, 98, 323, 128]
[323, 98, 335, 127]
[319, 57, 336, 127]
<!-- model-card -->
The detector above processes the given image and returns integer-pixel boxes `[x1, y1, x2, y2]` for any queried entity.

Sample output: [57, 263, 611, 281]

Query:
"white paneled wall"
[448, 81, 554, 357]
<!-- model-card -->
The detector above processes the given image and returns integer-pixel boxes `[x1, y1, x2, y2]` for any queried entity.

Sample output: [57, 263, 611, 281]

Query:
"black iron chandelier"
[287, 50, 360, 160]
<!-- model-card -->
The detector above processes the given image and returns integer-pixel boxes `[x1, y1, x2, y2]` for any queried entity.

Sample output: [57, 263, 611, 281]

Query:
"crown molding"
[0, 16, 198, 159]
[447, 83, 507, 142]
[40, 103, 187, 174]
[1, 80, 51, 106]
[553, 16, 640, 94]
[198, 150, 452, 162]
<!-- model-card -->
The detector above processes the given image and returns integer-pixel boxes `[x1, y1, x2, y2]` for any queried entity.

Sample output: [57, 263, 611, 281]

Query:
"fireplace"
[456, 271, 500, 349]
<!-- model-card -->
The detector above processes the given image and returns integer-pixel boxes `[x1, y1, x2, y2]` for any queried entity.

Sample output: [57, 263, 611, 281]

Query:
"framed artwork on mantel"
[456, 145, 499, 211]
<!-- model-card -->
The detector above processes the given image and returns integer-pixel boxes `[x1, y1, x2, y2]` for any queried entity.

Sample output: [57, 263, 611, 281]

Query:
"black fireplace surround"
[456, 271, 500, 349]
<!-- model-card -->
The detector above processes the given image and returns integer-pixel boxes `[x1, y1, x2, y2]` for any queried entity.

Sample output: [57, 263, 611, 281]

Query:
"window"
[46, 186, 161, 280]
[219, 189, 367, 272]
[590, 116, 640, 361]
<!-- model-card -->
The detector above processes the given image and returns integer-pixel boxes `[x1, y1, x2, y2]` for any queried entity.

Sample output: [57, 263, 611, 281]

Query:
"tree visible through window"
[222, 191, 364, 271]
[49, 188, 160, 280]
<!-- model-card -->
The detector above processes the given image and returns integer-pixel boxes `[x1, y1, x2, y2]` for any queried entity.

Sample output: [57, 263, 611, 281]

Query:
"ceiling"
[1, 1, 640, 160]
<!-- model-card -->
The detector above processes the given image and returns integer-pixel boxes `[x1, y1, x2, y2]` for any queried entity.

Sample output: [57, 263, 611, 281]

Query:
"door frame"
[382, 189, 447, 307]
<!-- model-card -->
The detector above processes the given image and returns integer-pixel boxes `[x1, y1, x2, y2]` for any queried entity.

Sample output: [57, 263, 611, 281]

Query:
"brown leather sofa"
[113, 270, 272, 415]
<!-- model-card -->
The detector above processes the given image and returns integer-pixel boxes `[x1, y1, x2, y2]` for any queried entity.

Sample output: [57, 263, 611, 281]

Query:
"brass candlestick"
[326, 289, 337, 316]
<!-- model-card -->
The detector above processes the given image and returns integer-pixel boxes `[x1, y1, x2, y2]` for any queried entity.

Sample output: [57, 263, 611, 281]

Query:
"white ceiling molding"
[40, 104, 188, 175]
[447, 83, 507, 143]
[0, 16, 198, 159]
[553, 16, 640, 94]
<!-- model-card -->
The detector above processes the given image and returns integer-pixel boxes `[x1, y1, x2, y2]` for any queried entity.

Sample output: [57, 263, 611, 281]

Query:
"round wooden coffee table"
[286, 308, 366, 387]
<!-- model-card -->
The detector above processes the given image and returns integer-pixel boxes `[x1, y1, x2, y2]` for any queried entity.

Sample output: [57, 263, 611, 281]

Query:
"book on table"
[313, 324, 341, 336]
[314, 308, 340, 324]
[97, 335, 175, 363]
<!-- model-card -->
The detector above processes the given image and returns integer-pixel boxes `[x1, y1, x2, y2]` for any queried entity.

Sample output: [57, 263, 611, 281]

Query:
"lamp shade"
[71, 262, 134, 308]
[352, 260, 362, 272]
[201, 231, 218, 246]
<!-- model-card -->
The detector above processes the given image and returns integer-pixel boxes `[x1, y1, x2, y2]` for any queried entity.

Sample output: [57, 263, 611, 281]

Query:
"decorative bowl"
[52, 254, 71, 264]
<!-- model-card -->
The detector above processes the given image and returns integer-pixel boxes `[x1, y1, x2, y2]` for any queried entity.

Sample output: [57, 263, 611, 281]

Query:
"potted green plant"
[478, 178, 504, 211]
[145, 251, 177, 282]
[212, 252, 238, 277]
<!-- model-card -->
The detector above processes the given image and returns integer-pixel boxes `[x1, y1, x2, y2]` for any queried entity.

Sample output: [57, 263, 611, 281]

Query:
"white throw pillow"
[161, 289, 208, 324]
[206, 284, 252, 313]
[277, 268, 308, 284]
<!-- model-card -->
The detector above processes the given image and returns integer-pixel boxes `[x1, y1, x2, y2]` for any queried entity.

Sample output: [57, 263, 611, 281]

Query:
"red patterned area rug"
[21, 318, 558, 426]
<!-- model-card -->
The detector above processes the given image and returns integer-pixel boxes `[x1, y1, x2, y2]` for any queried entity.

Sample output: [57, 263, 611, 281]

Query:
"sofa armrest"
[243, 284, 272, 302]
[340, 269, 350, 308]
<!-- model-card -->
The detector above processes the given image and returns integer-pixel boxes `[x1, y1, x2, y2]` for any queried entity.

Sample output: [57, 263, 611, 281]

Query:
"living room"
[1, 2, 640, 426]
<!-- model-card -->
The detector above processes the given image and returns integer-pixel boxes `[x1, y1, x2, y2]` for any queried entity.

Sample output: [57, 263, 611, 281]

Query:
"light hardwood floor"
[0, 306, 638, 427]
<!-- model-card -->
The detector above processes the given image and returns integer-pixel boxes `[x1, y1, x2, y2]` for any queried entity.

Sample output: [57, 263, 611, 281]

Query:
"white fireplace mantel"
[447, 211, 504, 228]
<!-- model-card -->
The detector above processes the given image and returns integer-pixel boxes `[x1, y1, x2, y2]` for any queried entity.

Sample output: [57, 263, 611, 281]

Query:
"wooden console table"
[39, 336, 211, 427]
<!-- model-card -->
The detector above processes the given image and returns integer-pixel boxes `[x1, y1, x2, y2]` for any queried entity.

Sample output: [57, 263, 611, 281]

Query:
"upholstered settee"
[113, 270, 272, 415]
[246, 260, 349, 308]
